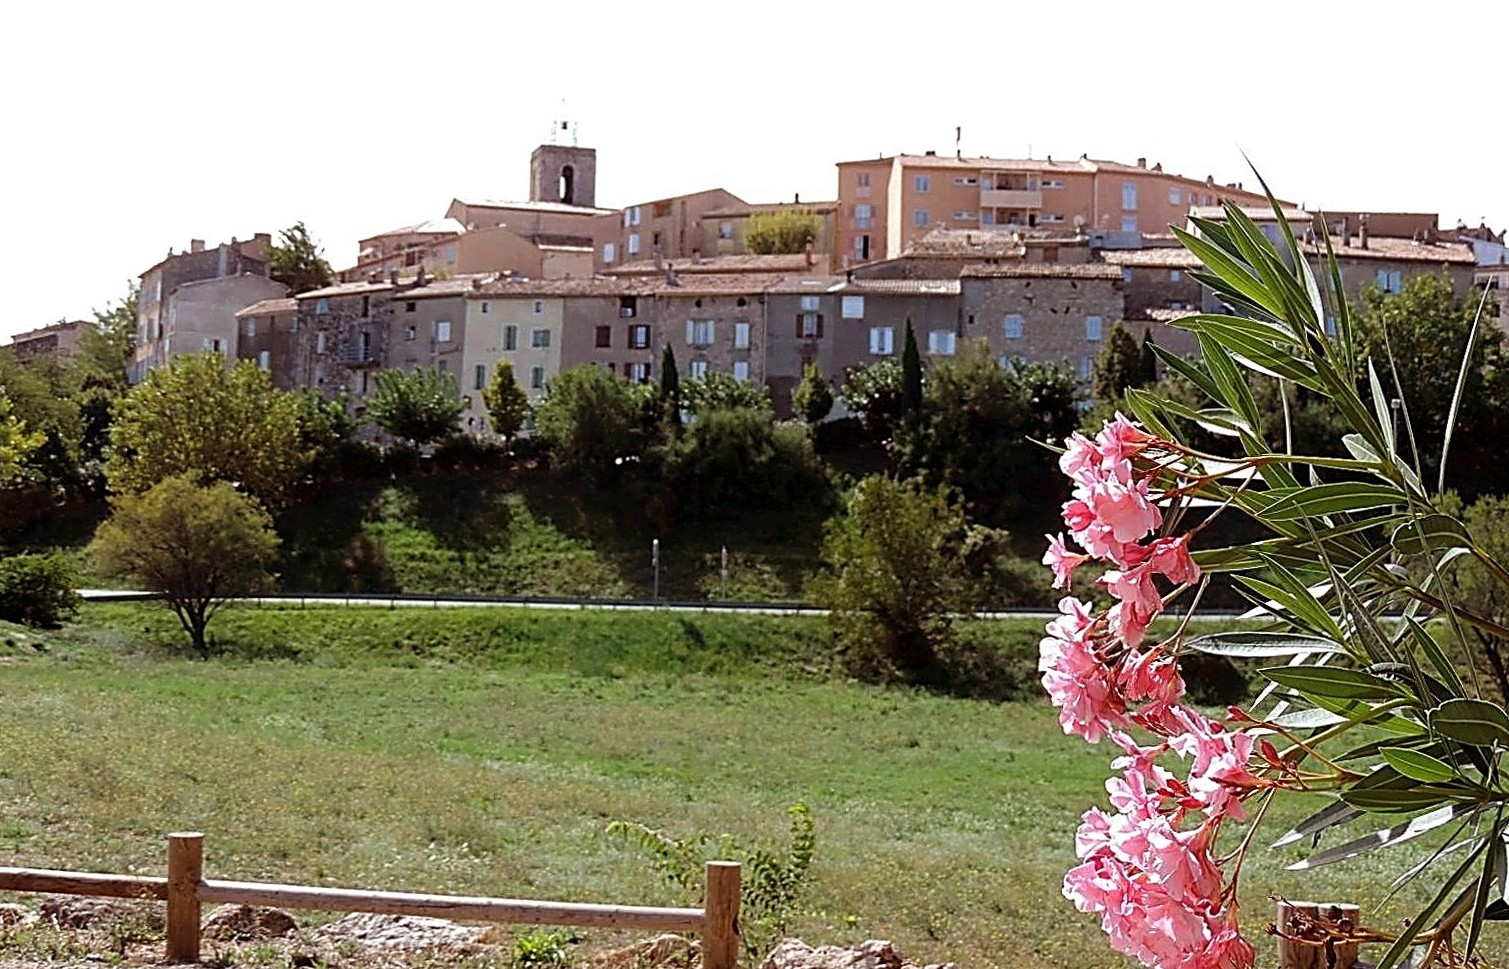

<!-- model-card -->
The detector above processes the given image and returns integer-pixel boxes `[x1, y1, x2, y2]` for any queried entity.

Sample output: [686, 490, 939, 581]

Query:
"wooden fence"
[0, 832, 740, 969]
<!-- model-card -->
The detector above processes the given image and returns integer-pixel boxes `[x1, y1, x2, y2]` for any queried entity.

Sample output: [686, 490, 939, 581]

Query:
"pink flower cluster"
[1041, 416, 1261, 969]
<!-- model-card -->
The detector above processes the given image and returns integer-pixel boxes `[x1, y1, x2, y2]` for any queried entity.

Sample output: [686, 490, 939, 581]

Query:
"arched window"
[559, 165, 575, 205]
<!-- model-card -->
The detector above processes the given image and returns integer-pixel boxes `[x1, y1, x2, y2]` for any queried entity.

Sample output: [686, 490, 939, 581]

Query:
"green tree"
[533, 364, 640, 476]
[656, 407, 831, 518]
[810, 476, 978, 685]
[95, 475, 279, 656]
[900, 320, 923, 417]
[481, 359, 530, 442]
[743, 209, 823, 255]
[682, 371, 770, 416]
[0, 349, 83, 490]
[268, 222, 334, 295]
[73, 283, 139, 470]
[660, 344, 682, 431]
[108, 354, 314, 508]
[368, 367, 465, 446]
[841, 359, 904, 443]
[1091, 320, 1145, 404]
[0, 553, 79, 628]
[1138, 328, 1159, 386]
[0, 391, 43, 485]
[791, 362, 834, 424]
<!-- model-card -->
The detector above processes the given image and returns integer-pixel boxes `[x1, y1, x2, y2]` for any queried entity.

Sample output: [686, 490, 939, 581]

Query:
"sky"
[4, 0, 1506, 341]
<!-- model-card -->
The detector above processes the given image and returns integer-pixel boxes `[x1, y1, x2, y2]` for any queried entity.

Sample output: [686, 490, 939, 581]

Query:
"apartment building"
[960, 264, 1134, 382]
[607, 188, 745, 269]
[835, 152, 1279, 267]
[650, 273, 781, 387]
[233, 298, 299, 388]
[291, 279, 405, 412]
[6, 320, 91, 362]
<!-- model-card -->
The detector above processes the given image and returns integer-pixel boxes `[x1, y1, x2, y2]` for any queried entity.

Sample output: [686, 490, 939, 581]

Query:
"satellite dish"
[1073, 215, 1086, 228]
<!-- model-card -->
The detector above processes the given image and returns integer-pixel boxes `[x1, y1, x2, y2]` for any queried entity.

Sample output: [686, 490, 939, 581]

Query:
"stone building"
[234, 298, 299, 388]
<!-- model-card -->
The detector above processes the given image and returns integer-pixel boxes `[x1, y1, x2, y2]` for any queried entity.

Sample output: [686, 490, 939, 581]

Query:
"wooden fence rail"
[0, 832, 740, 969]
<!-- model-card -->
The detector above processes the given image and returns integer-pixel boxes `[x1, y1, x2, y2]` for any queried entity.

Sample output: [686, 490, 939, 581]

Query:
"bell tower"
[530, 119, 596, 208]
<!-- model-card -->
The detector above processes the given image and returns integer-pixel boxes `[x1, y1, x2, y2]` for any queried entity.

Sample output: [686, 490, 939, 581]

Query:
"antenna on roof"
[550, 100, 578, 146]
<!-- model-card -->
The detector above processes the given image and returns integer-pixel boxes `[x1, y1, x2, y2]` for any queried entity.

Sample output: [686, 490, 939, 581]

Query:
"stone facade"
[133, 234, 272, 380]
[234, 298, 299, 389]
[7, 320, 90, 361]
[292, 281, 401, 413]
[961, 265, 1126, 380]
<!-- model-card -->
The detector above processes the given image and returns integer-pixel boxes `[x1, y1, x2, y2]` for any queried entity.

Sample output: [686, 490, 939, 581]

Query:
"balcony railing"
[338, 345, 379, 368]
[980, 189, 1043, 209]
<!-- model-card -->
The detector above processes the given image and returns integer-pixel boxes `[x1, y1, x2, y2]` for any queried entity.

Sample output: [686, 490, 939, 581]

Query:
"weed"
[511, 928, 576, 969]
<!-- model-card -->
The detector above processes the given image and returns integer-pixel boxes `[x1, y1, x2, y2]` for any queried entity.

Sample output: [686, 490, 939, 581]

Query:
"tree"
[367, 367, 465, 446]
[74, 282, 139, 471]
[0, 349, 83, 490]
[743, 209, 823, 255]
[900, 320, 923, 417]
[481, 359, 530, 442]
[0, 553, 79, 628]
[656, 407, 831, 518]
[840, 360, 904, 444]
[1137, 328, 1159, 386]
[0, 391, 43, 486]
[1091, 320, 1145, 404]
[267, 222, 334, 295]
[108, 354, 314, 508]
[791, 362, 834, 424]
[95, 476, 279, 656]
[533, 364, 641, 476]
[810, 476, 978, 684]
[682, 371, 770, 416]
[659, 344, 682, 430]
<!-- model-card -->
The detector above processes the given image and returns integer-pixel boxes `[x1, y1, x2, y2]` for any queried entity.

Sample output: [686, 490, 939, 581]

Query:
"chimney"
[804, 240, 815, 268]
[1205, 175, 1215, 187]
[471, 276, 483, 291]
[794, 192, 801, 204]
[416, 264, 429, 286]
[190, 239, 205, 253]
[389, 268, 400, 285]
[1136, 157, 1147, 169]
[1359, 214, 1369, 250]
[1152, 162, 1163, 172]
[845, 268, 854, 284]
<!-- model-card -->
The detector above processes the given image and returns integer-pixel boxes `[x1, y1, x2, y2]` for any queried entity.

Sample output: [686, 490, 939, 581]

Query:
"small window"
[257, 349, 270, 370]
[856, 172, 871, 188]
[316, 332, 327, 354]
[1085, 316, 1104, 341]
[854, 204, 873, 230]
[718, 221, 734, 240]
[628, 361, 652, 383]
[869, 326, 894, 356]
[530, 366, 545, 389]
[1004, 314, 1024, 340]
[913, 209, 930, 228]
[734, 320, 751, 350]
[603, 242, 616, 263]
[242, 317, 257, 338]
[475, 364, 487, 390]
[504, 325, 518, 351]
[531, 328, 551, 348]
[1121, 182, 1138, 210]
[1169, 187, 1182, 206]
[628, 324, 649, 349]
[405, 301, 417, 313]
[686, 319, 715, 346]
[595, 325, 612, 348]
[953, 176, 977, 186]
[1121, 216, 1138, 233]
[315, 298, 330, 315]
[954, 211, 977, 221]
[480, 302, 490, 314]
[533, 300, 544, 314]
[927, 330, 956, 356]
[981, 210, 995, 226]
[732, 360, 750, 382]
[436, 320, 452, 342]
[1169, 269, 1182, 282]
[913, 174, 931, 193]
[841, 295, 865, 319]
[800, 295, 821, 312]
[1377, 269, 1403, 294]
[628, 233, 641, 255]
[799, 313, 821, 338]
[405, 325, 416, 341]
[690, 359, 709, 379]
[1079, 356, 1093, 379]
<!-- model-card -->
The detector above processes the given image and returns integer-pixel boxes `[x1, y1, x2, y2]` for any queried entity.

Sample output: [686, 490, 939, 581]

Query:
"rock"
[39, 898, 119, 929]
[201, 904, 298, 941]
[589, 933, 694, 969]
[0, 903, 31, 926]
[759, 940, 954, 969]
[310, 912, 485, 950]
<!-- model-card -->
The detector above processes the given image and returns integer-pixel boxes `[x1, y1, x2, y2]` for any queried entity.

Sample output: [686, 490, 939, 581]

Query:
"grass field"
[1, 605, 1502, 968]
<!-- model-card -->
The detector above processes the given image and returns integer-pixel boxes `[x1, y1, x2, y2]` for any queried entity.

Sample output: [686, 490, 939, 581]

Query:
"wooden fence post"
[166, 832, 203, 963]
[702, 861, 740, 969]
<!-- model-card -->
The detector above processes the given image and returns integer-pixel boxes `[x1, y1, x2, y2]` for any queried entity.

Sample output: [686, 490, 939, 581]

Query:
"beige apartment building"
[607, 188, 745, 269]
[835, 152, 1279, 267]
[6, 320, 91, 362]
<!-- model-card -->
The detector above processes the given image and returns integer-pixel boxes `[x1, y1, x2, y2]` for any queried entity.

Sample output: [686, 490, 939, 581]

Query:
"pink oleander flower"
[1102, 564, 1165, 648]
[1040, 598, 1124, 742]
[1117, 648, 1187, 728]
[1096, 412, 1155, 465]
[1059, 431, 1103, 484]
[1084, 476, 1164, 546]
[1167, 708, 1264, 820]
[1043, 532, 1090, 589]
[1145, 534, 1200, 585]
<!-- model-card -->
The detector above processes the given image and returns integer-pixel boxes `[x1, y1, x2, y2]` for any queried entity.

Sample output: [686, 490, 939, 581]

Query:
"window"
[474, 364, 487, 390]
[242, 317, 257, 338]
[603, 242, 615, 263]
[628, 361, 652, 383]
[595, 325, 612, 348]
[718, 221, 734, 240]
[856, 172, 871, 188]
[1169, 187, 1182, 205]
[854, 234, 871, 260]
[480, 302, 490, 314]
[797, 312, 823, 338]
[1121, 182, 1138, 210]
[734, 320, 751, 349]
[533, 300, 544, 314]
[854, 204, 873, 230]
[1079, 357, 1093, 379]
[913, 209, 930, 227]
[732, 360, 750, 381]
[913, 174, 931, 193]
[619, 296, 638, 318]
[628, 206, 642, 226]
[405, 301, 417, 313]
[628, 324, 649, 349]
[530, 366, 545, 390]
[686, 319, 715, 346]
[927, 330, 956, 355]
[315, 298, 330, 315]
[316, 332, 327, 354]
[953, 176, 977, 186]
[436, 320, 452, 342]
[503, 325, 518, 351]
[1123, 268, 1134, 282]
[437, 359, 448, 374]
[842, 295, 865, 319]
[1004, 314, 1024, 340]
[1121, 216, 1138, 233]
[1042, 179, 1065, 189]
[1085, 316, 1104, 341]
[690, 359, 709, 379]
[1376, 269, 1404, 294]
[531, 328, 551, 348]
[981, 210, 995, 226]
[257, 350, 270, 370]
[954, 211, 977, 221]
[800, 295, 821, 312]
[1040, 214, 1066, 223]
[1169, 269, 1182, 282]
[405, 325, 417, 341]
[628, 233, 641, 255]
[869, 326, 894, 355]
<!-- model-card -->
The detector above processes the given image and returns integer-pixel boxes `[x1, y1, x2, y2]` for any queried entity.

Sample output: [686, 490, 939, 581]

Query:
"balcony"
[980, 188, 1042, 209]
[338, 345, 380, 368]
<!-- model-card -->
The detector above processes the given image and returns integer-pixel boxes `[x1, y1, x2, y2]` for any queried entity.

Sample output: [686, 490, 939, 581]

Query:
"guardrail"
[0, 832, 740, 968]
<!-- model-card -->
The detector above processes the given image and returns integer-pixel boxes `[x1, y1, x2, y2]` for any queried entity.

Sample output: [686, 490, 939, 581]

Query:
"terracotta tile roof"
[475, 277, 650, 298]
[1189, 204, 1312, 223]
[1308, 236, 1476, 265]
[905, 228, 1028, 257]
[838, 278, 960, 296]
[296, 280, 395, 299]
[607, 253, 816, 276]
[1142, 308, 1201, 323]
[1099, 249, 1205, 268]
[235, 298, 299, 318]
[451, 198, 618, 217]
[365, 217, 465, 240]
[702, 200, 840, 218]
[529, 232, 595, 248]
[403, 275, 500, 299]
[961, 263, 1125, 280]
[648, 272, 790, 296]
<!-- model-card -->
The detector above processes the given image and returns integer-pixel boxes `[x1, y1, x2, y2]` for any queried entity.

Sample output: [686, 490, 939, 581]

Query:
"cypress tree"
[901, 318, 923, 416]
[659, 344, 681, 429]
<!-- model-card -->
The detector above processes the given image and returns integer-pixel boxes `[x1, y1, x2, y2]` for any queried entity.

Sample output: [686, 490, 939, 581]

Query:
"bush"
[0, 552, 80, 628]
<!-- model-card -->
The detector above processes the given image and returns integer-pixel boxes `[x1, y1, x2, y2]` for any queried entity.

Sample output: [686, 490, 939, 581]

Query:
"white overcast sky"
[4, 0, 1506, 340]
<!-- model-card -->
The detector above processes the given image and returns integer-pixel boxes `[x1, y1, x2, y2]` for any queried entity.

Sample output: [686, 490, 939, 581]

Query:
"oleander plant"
[1040, 186, 1508, 969]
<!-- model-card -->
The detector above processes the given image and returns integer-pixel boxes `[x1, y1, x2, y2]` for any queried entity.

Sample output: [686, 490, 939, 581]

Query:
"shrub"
[0, 552, 79, 628]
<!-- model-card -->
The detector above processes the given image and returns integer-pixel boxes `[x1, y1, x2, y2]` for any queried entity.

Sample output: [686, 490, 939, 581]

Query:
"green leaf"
[1392, 514, 1471, 557]
[1244, 482, 1407, 521]
[1341, 784, 1471, 813]
[1287, 804, 1476, 869]
[1261, 665, 1406, 701]
[1430, 699, 1509, 749]
[1187, 631, 1345, 658]
[1272, 799, 1363, 848]
[1381, 747, 1459, 784]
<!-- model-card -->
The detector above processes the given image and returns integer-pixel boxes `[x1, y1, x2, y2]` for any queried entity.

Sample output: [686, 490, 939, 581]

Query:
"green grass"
[1, 605, 1502, 968]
